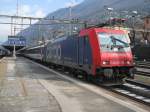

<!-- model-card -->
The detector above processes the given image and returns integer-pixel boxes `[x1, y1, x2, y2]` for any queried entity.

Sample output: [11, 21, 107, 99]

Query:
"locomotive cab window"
[97, 32, 130, 52]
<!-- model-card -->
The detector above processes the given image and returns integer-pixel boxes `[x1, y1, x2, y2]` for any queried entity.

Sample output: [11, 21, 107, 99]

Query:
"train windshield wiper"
[110, 36, 129, 48]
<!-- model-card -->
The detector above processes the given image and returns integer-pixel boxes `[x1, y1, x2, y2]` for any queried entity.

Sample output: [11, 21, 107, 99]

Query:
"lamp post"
[68, 0, 76, 35]
[69, 5, 72, 35]
[107, 7, 114, 27]
[13, 42, 16, 58]
[132, 11, 138, 27]
[131, 11, 138, 46]
[16, 0, 19, 16]
[12, 0, 19, 58]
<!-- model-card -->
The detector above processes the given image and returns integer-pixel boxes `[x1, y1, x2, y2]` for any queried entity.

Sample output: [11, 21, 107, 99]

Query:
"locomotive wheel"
[86, 74, 93, 82]
[72, 69, 78, 78]
[82, 72, 88, 81]
[129, 68, 135, 79]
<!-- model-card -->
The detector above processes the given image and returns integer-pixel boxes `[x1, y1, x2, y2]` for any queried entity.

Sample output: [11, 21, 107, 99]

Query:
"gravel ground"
[134, 75, 150, 86]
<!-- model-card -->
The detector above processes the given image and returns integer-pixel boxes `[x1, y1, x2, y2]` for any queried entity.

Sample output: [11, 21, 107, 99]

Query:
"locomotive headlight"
[102, 61, 110, 65]
[103, 61, 107, 65]
[126, 61, 132, 65]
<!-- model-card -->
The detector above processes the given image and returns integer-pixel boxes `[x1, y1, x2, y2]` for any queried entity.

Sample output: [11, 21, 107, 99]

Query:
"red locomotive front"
[80, 27, 135, 82]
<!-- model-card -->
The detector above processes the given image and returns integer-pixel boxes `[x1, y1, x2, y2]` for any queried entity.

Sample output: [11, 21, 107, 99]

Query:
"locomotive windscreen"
[97, 32, 131, 52]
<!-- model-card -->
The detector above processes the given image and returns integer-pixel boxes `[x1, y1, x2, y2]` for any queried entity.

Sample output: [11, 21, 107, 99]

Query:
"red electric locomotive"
[78, 27, 135, 82]
[42, 26, 135, 84]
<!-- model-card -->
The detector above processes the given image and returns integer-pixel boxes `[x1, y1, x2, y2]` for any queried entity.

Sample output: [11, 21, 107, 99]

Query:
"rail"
[135, 71, 150, 77]
[136, 61, 150, 76]
[110, 79, 150, 106]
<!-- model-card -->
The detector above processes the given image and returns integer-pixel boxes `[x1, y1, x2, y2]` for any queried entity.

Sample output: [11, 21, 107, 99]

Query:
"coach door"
[78, 37, 85, 66]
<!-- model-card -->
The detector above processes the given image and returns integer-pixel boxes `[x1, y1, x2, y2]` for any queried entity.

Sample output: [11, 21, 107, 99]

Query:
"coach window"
[85, 36, 89, 43]
[83, 36, 87, 63]
[58, 46, 61, 60]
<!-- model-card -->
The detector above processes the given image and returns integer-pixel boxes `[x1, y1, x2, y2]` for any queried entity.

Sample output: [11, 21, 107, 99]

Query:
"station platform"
[0, 57, 149, 112]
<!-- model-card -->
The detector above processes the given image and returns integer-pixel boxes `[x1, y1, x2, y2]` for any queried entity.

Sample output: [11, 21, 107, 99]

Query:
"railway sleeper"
[123, 85, 150, 98]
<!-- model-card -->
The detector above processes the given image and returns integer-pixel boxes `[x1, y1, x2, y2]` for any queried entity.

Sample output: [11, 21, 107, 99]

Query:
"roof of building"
[144, 15, 150, 18]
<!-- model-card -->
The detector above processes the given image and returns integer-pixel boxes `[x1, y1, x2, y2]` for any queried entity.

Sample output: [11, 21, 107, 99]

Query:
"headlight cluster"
[102, 61, 110, 65]
[126, 60, 132, 65]
[102, 60, 133, 65]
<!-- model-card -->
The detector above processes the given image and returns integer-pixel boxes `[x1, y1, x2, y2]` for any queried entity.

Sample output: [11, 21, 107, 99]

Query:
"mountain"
[46, 0, 150, 20]
[20, 0, 150, 46]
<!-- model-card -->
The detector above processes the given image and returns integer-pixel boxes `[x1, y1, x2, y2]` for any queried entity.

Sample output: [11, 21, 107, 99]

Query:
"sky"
[0, 0, 83, 43]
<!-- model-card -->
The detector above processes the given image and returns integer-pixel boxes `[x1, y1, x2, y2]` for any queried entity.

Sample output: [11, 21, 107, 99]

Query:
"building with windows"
[144, 15, 150, 29]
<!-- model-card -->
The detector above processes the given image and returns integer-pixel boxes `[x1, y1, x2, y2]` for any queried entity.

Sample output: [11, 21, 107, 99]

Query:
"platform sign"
[8, 36, 26, 46]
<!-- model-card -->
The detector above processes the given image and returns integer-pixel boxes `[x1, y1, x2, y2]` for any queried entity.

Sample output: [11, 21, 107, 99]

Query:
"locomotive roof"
[82, 27, 127, 32]
[27, 45, 45, 50]
[80, 27, 127, 36]
[49, 34, 78, 43]
[47, 27, 128, 44]
[51, 36, 67, 43]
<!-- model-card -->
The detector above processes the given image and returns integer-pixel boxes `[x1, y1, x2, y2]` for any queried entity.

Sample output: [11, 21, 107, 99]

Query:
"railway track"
[136, 61, 150, 65]
[135, 61, 150, 77]
[110, 79, 150, 106]
[135, 71, 150, 77]
[136, 61, 150, 69]
[136, 65, 150, 69]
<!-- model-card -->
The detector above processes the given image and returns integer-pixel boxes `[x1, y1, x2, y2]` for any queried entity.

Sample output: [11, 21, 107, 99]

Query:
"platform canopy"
[2, 36, 26, 52]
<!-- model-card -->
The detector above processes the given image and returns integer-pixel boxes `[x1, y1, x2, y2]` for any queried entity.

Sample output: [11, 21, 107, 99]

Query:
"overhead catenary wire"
[0, 14, 84, 24]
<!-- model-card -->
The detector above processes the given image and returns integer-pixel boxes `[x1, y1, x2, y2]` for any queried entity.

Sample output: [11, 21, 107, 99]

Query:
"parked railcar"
[20, 27, 135, 84]
[132, 45, 150, 61]
[20, 45, 45, 61]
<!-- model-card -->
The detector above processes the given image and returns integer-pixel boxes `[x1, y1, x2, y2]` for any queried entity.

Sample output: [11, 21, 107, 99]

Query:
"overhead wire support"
[16, 0, 19, 16]
[0, 14, 84, 25]
[11, 17, 13, 35]
[0, 22, 84, 26]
